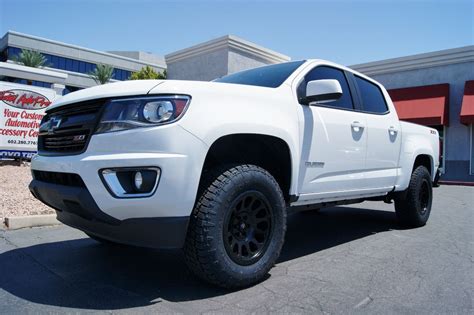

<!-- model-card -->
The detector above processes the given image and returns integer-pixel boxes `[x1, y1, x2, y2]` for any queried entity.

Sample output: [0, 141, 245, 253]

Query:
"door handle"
[389, 126, 398, 136]
[351, 121, 364, 132]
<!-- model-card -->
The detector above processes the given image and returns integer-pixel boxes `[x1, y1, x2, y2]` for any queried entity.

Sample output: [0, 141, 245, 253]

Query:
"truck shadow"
[0, 206, 400, 310]
[279, 206, 399, 263]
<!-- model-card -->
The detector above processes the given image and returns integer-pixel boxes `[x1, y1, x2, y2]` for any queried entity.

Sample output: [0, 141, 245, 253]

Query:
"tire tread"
[395, 165, 432, 228]
[184, 164, 286, 288]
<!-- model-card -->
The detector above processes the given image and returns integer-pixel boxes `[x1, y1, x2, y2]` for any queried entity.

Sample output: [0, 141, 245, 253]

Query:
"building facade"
[351, 47, 474, 183]
[165, 35, 290, 81]
[0, 30, 473, 183]
[0, 31, 166, 94]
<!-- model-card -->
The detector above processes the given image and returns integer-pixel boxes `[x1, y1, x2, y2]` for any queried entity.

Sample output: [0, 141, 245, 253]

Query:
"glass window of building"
[4, 46, 134, 81]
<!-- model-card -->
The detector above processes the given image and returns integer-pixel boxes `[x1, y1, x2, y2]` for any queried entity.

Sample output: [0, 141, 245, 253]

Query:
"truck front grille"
[38, 101, 104, 155]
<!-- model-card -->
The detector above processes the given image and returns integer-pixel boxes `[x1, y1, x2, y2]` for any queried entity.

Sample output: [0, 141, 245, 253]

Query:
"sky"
[0, 0, 472, 65]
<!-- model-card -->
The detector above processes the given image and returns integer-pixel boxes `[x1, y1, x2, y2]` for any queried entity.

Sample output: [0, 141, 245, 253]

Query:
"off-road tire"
[394, 165, 433, 228]
[184, 164, 287, 289]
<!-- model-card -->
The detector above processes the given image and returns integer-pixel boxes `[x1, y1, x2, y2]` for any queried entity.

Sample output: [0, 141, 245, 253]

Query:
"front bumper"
[29, 123, 208, 248]
[29, 178, 189, 249]
[30, 124, 208, 220]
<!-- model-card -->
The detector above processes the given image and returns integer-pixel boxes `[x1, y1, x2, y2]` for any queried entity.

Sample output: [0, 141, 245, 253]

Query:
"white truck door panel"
[353, 75, 402, 189]
[296, 65, 368, 199]
[365, 114, 401, 188]
[299, 106, 368, 195]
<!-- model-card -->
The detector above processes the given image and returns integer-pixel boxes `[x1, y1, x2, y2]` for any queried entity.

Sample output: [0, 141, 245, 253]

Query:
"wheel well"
[201, 134, 292, 202]
[413, 154, 432, 176]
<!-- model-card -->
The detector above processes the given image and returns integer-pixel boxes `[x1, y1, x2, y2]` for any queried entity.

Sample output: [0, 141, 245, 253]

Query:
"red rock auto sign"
[0, 82, 60, 159]
[0, 89, 52, 110]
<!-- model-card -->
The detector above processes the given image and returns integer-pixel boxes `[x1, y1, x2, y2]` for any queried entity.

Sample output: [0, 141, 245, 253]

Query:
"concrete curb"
[4, 214, 61, 230]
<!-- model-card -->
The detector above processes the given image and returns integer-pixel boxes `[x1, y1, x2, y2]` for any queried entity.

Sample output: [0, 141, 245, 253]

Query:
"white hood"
[47, 80, 165, 111]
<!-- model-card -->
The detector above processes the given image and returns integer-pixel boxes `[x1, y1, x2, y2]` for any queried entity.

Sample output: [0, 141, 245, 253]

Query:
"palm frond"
[89, 64, 114, 85]
[12, 49, 49, 68]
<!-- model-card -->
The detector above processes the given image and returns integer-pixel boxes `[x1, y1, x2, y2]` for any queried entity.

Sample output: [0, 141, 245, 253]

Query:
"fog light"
[100, 167, 160, 198]
[134, 171, 143, 190]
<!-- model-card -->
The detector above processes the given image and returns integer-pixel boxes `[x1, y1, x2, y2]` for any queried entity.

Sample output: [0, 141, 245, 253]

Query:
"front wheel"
[184, 164, 287, 289]
[394, 166, 433, 227]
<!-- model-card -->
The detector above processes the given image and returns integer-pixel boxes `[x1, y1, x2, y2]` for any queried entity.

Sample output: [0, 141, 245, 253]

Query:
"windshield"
[214, 60, 306, 88]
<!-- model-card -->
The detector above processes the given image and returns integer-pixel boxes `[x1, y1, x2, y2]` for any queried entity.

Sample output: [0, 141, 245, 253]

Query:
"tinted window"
[214, 60, 306, 88]
[72, 60, 79, 72]
[58, 57, 66, 69]
[44, 54, 52, 66]
[51, 55, 59, 68]
[85, 62, 93, 73]
[4, 46, 132, 81]
[79, 60, 86, 73]
[66, 58, 73, 70]
[298, 66, 354, 110]
[7, 47, 20, 59]
[355, 76, 388, 113]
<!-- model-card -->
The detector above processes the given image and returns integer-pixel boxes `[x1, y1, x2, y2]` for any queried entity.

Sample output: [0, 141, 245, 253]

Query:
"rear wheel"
[184, 164, 287, 288]
[394, 166, 433, 227]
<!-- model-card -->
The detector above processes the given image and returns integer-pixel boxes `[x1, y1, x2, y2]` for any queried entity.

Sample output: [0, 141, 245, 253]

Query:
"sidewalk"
[0, 161, 54, 225]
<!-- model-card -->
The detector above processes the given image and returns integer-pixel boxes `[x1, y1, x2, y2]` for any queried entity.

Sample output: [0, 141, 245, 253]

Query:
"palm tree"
[12, 49, 49, 68]
[11, 49, 50, 84]
[89, 64, 114, 85]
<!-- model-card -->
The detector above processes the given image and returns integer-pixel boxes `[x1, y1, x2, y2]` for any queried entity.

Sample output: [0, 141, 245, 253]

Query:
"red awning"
[460, 81, 474, 125]
[388, 83, 449, 126]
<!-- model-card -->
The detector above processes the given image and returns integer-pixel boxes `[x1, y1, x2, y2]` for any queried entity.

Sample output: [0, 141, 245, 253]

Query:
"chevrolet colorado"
[29, 60, 440, 288]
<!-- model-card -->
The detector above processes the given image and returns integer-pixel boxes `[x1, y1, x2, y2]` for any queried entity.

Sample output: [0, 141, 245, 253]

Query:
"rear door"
[351, 74, 402, 190]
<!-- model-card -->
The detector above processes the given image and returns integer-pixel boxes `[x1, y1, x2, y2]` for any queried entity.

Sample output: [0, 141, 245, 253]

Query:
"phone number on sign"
[7, 139, 37, 145]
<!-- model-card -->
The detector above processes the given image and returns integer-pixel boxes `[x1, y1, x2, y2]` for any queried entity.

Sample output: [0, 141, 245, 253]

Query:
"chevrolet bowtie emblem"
[47, 117, 62, 135]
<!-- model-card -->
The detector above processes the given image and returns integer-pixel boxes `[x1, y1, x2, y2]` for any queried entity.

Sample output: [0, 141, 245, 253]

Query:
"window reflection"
[5, 46, 132, 80]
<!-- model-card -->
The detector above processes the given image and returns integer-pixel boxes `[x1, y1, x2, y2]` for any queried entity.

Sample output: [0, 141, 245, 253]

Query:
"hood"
[47, 80, 165, 111]
[148, 79, 282, 99]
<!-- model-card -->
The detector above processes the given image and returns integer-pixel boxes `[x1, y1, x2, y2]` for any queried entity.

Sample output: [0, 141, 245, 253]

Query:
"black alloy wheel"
[223, 191, 274, 266]
[395, 165, 433, 228]
[184, 164, 287, 288]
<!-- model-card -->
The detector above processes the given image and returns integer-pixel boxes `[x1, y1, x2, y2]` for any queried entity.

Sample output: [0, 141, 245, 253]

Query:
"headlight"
[95, 95, 191, 134]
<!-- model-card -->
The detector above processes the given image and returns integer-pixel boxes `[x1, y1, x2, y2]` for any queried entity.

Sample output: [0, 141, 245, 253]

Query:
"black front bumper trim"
[29, 179, 189, 249]
[29, 179, 120, 225]
[57, 211, 189, 249]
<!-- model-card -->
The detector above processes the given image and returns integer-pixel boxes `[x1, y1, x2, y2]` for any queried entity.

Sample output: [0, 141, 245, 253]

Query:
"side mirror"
[303, 79, 343, 105]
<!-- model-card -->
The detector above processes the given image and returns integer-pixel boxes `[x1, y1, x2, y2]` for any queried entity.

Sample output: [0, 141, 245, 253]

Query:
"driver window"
[298, 66, 354, 110]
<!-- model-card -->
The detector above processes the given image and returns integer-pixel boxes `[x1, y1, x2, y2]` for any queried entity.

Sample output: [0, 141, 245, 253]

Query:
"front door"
[296, 66, 368, 202]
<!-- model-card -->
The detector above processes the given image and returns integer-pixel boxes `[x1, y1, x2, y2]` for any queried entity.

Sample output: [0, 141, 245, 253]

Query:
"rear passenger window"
[355, 76, 388, 114]
[298, 66, 354, 110]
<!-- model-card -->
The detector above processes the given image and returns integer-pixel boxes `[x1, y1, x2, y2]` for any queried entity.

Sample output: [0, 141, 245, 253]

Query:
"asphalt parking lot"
[0, 185, 472, 314]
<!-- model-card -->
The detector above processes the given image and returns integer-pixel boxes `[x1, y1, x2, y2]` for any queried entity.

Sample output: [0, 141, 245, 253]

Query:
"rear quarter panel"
[395, 121, 440, 191]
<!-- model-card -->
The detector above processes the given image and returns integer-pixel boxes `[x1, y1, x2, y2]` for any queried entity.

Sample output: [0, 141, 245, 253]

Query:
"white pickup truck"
[29, 60, 440, 288]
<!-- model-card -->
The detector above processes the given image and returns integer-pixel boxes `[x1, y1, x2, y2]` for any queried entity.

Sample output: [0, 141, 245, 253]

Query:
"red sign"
[0, 89, 51, 110]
